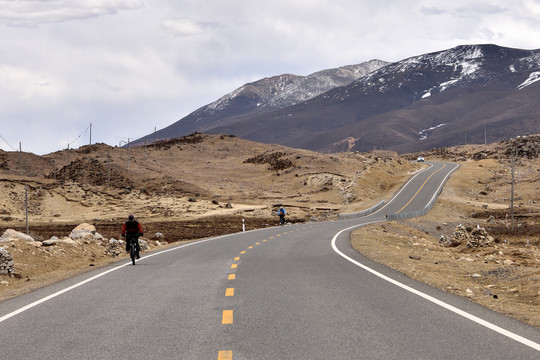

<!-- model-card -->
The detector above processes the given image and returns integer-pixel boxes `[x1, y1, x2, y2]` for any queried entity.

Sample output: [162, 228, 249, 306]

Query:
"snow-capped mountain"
[204, 44, 540, 153]
[132, 60, 389, 145]
[259, 60, 388, 110]
[135, 44, 540, 153]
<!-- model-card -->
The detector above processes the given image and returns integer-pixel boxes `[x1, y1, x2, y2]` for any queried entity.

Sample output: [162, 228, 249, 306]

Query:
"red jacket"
[122, 220, 143, 235]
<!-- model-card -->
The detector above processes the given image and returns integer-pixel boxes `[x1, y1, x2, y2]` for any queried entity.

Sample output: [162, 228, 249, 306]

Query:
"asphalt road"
[1, 161, 539, 359]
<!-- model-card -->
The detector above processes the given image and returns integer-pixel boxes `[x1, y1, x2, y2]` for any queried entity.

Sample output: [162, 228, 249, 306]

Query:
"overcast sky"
[1, 0, 539, 155]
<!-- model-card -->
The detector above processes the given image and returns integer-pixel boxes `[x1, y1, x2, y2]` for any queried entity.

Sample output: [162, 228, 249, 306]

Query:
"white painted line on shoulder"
[331, 223, 540, 352]
[0, 232, 237, 324]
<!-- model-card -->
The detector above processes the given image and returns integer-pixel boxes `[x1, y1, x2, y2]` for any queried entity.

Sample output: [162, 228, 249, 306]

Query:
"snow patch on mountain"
[517, 72, 540, 90]
[419, 123, 447, 140]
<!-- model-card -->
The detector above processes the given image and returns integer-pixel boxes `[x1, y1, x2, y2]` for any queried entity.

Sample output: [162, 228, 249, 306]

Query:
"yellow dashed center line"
[396, 163, 447, 213]
[218, 350, 233, 360]
[222, 234, 281, 358]
[222, 310, 233, 324]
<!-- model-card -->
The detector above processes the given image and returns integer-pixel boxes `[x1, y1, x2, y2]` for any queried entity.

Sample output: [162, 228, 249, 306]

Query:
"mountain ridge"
[132, 59, 390, 145]
[134, 44, 540, 153]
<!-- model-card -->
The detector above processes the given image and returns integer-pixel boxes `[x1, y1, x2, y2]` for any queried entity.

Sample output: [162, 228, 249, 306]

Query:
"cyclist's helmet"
[128, 214, 135, 221]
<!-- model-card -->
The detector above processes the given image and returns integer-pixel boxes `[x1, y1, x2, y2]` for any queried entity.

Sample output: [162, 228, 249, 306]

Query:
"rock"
[104, 238, 124, 257]
[60, 238, 78, 245]
[0, 229, 35, 243]
[466, 288, 475, 298]
[42, 239, 59, 246]
[69, 223, 102, 243]
[69, 223, 96, 238]
[471, 273, 482, 278]
[139, 239, 149, 251]
[29, 233, 44, 242]
[439, 234, 461, 247]
[503, 259, 514, 266]
[439, 224, 473, 247]
[439, 224, 495, 249]
[467, 226, 493, 248]
[0, 247, 14, 276]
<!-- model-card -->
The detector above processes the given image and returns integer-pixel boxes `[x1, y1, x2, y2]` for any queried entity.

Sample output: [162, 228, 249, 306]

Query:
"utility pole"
[67, 144, 70, 164]
[511, 150, 515, 232]
[25, 184, 29, 235]
[509, 141, 518, 233]
[484, 126, 487, 145]
[107, 149, 111, 187]
[19, 142, 22, 176]
[127, 138, 130, 168]
[89, 123, 92, 145]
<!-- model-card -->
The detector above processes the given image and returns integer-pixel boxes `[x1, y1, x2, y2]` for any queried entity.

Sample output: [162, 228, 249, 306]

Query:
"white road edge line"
[0, 232, 243, 324]
[331, 223, 540, 352]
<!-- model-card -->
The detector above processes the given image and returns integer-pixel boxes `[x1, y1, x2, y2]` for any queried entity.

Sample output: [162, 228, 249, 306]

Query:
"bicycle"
[125, 234, 140, 265]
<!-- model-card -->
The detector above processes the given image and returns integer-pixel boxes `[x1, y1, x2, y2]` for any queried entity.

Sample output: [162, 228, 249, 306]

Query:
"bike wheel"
[130, 243, 136, 265]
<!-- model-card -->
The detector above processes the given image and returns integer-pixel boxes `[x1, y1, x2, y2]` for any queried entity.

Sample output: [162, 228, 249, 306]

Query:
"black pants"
[279, 215, 285, 225]
[125, 235, 140, 254]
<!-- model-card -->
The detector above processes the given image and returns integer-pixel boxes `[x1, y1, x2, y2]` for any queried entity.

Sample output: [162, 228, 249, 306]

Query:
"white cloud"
[0, 0, 144, 26]
[1, 0, 539, 155]
[161, 18, 223, 37]
[0, 65, 67, 109]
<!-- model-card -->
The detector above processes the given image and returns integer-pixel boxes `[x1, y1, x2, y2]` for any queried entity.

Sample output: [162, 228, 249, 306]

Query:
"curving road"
[1, 161, 539, 359]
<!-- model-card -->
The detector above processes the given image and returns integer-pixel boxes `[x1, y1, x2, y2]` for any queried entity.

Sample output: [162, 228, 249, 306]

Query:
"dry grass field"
[1, 133, 539, 328]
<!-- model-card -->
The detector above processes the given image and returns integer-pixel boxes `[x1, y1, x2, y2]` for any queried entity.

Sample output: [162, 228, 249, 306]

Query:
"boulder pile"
[439, 224, 494, 248]
[439, 224, 469, 247]
[468, 226, 494, 248]
[0, 247, 13, 276]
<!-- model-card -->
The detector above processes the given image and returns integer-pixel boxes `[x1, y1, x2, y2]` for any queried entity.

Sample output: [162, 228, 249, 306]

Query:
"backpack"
[125, 220, 140, 233]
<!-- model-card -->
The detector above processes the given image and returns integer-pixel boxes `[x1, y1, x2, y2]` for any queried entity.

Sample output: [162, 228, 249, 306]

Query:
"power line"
[0, 134, 18, 151]
[68, 124, 91, 147]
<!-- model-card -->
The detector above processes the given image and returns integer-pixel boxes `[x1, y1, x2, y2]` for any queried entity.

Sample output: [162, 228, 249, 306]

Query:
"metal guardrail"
[337, 200, 385, 220]
[386, 163, 460, 221]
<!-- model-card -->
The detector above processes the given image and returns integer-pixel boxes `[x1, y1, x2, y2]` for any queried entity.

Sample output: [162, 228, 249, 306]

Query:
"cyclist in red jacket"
[122, 214, 143, 259]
